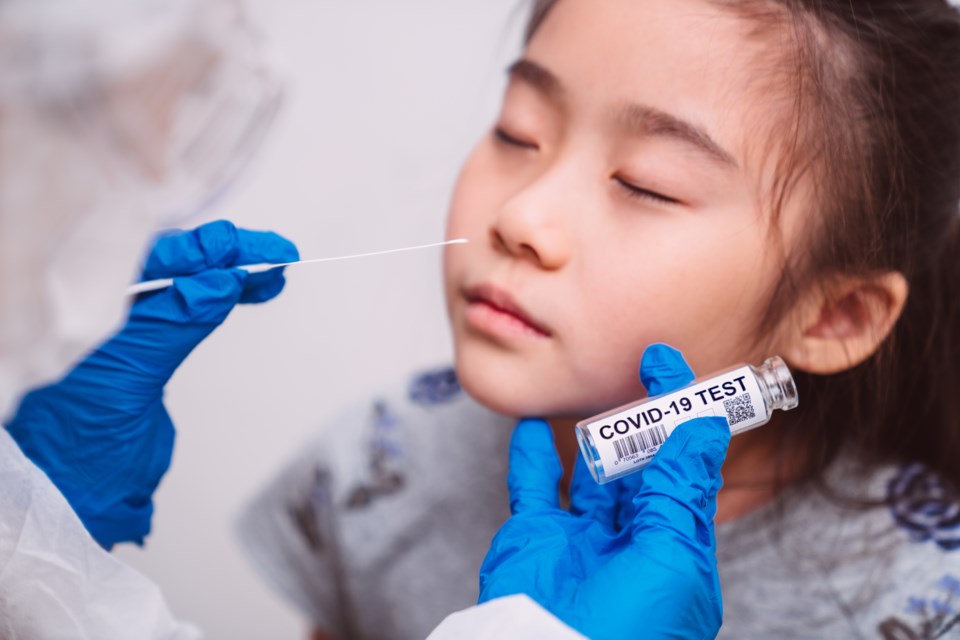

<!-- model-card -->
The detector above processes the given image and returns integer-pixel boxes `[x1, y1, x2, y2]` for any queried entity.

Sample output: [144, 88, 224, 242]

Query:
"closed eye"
[493, 127, 539, 151]
[614, 176, 681, 206]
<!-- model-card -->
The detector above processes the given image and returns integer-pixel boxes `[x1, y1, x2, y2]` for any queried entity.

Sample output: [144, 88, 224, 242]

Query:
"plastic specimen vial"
[575, 356, 799, 484]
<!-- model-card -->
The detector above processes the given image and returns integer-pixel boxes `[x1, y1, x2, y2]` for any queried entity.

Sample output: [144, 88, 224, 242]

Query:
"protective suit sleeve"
[427, 595, 586, 640]
[0, 429, 199, 640]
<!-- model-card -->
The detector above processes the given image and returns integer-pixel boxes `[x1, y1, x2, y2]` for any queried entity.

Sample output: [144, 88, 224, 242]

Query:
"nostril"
[490, 228, 509, 254]
[491, 228, 542, 263]
[518, 242, 540, 263]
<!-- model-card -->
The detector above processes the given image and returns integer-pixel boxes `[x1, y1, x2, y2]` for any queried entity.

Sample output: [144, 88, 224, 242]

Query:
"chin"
[450, 349, 543, 415]
[453, 357, 522, 416]
[458, 375, 532, 418]
[451, 350, 595, 420]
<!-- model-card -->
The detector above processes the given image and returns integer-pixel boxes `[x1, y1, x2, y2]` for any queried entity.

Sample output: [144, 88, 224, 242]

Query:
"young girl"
[238, 1, 960, 638]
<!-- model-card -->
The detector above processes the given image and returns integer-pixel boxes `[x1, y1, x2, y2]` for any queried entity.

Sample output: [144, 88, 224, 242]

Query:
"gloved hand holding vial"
[576, 350, 798, 484]
[479, 345, 732, 640]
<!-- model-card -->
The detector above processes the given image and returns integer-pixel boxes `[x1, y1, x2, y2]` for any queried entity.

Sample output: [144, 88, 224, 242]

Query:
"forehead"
[527, 0, 787, 171]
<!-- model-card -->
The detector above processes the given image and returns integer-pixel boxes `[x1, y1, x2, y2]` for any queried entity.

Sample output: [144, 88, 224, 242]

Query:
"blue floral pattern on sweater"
[888, 464, 960, 552]
[879, 574, 960, 639]
[408, 367, 461, 406]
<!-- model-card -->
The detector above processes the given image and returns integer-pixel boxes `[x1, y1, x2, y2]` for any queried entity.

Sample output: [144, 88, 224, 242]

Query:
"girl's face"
[444, 0, 807, 417]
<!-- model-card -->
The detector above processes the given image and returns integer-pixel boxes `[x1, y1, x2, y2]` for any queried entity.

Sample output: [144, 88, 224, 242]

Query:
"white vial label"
[582, 366, 769, 482]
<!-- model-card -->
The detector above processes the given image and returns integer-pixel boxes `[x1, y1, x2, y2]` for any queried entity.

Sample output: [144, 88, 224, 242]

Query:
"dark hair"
[525, 0, 960, 491]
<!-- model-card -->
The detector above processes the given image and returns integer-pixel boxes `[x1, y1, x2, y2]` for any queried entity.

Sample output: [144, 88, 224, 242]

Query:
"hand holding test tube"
[478, 345, 728, 640]
[577, 352, 798, 484]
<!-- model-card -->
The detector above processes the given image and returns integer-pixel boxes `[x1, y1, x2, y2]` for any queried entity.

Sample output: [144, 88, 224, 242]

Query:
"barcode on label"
[724, 393, 756, 426]
[613, 425, 668, 461]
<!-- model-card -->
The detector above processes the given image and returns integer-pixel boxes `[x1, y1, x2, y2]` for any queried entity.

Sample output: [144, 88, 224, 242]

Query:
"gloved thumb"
[640, 343, 696, 396]
[141, 220, 298, 305]
[568, 452, 619, 528]
[102, 269, 247, 389]
[142, 220, 297, 277]
[628, 416, 729, 546]
[612, 343, 699, 528]
[132, 268, 247, 326]
[142, 220, 244, 278]
[507, 419, 563, 515]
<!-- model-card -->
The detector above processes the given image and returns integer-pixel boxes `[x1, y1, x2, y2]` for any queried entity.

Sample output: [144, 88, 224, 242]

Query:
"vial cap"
[761, 355, 799, 411]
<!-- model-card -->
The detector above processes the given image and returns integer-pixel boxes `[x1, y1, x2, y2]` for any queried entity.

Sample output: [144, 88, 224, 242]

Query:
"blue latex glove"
[479, 344, 730, 640]
[6, 220, 298, 549]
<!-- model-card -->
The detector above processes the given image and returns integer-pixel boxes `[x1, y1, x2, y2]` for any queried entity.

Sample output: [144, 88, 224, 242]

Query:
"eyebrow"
[508, 59, 564, 99]
[618, 104, 739, 169]
[507, 58, 739, 170]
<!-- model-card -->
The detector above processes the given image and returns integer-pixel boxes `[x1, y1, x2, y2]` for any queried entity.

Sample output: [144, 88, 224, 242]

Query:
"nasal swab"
[126, 238, 469, 296]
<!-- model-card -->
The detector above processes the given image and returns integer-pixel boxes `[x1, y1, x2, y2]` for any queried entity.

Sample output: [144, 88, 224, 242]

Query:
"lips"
[463, 283, 552, 338]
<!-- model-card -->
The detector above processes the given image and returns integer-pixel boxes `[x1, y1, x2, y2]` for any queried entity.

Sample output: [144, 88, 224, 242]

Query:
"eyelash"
[493, 127, 538, 150]
[614, 177, 680, 206]
[493, 128, 680, 206]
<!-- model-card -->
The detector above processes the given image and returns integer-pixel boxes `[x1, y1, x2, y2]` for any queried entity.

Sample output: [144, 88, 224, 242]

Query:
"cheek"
[570, 221, 778, 380]
[444, 147, 487, 287]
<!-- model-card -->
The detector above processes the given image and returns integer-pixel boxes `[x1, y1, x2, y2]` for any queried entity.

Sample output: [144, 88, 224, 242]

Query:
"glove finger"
[614, 345, 697, 530]
[507, 419, 563, 515]
[172, 270, 248, 324]
[240, 270, 288, 304]
[230, 228, 296, 303]
[640, 343, 696, 396]
[132, 269, 247, 326]
[233, 228, 299, 266]
[142, 221, 299, 279]
[613, 468, 647, 531]
[628, 417, 729, 547]
[142, 220, 241, 279]
[569, 452, 619, 528]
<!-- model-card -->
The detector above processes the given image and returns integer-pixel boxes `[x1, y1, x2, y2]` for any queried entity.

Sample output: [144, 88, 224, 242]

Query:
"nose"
[490, 171, 573, 271]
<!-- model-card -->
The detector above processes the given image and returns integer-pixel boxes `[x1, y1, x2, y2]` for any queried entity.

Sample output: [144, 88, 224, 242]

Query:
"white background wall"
[115, 2, 526, 637]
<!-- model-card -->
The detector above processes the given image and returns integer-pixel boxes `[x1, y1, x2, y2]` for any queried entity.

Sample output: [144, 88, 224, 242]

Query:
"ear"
[779, 271, 908, 374]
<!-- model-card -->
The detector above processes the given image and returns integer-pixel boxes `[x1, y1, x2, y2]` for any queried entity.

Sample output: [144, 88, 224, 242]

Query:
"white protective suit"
[0, 0, 580, 637]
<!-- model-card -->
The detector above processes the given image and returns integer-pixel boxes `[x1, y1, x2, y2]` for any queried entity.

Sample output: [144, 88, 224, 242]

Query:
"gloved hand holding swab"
[126, 238, 470, 296]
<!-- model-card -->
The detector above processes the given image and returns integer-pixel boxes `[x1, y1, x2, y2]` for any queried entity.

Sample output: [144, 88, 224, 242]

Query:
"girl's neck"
[549, 418, 802, 524]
